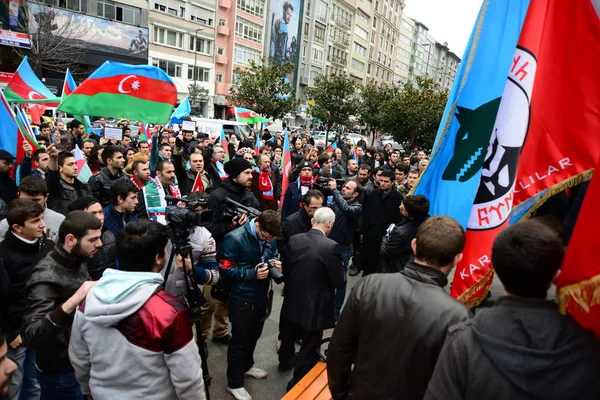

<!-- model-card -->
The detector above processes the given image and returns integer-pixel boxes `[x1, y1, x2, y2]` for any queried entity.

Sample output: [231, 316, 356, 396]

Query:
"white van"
[189, 118, 253, 142]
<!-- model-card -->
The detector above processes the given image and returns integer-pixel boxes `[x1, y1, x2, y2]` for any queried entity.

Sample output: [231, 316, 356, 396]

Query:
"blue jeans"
[5, 345, 40, 400]
[334, 246, 353, 318]
[36, 370, 83, 400]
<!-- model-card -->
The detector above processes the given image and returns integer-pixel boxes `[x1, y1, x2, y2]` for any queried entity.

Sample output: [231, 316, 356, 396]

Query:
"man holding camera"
[219, 210, 281, 400]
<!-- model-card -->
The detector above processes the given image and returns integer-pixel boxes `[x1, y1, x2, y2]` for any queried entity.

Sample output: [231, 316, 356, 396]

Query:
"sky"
[404, 0, 482, 58]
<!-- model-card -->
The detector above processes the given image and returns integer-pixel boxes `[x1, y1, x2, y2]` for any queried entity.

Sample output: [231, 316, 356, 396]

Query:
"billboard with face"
[269, 0, 302, 84]
[27, 3, 148, 60]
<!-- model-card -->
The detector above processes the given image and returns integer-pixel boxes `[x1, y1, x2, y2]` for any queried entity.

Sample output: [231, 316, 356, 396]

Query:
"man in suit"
[281, 207, 345, 391]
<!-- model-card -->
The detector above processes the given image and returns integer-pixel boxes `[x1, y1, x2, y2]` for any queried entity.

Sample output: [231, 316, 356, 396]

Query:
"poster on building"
[269, 0, 303, 84]
[27, 3, 148, 61]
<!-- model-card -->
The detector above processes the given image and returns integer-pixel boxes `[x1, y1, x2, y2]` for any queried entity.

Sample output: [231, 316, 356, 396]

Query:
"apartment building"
[368, 0, 403, 84]
[394, 12, 412, 84]
[348, 0, 372, 85]
[407, 20, 435, 83]
[326, 0, 354, 77]
[431, 41, 460, 90]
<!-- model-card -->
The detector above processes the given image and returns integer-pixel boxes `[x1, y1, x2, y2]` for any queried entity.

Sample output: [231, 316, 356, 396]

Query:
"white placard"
[197, 121, 222, 138]
[181, 120, 196, 132]
[104, 127, 122, 141]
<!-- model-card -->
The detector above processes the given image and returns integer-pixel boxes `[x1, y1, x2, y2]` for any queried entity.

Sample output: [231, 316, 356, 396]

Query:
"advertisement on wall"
[268, 0, 303, 85]
[27, 3, 148, 60]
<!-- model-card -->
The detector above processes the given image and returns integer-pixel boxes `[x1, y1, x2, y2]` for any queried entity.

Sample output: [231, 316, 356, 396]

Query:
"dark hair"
[492, 219, 564, 299]
[318, 153, 330, 166]
[58, 151, 76, 167]
[68, 120, 83, 130]
[415, 216, 465, 267]
[346, 178, 363, 195]
[7, 199, 44, 228]
[366, 146, 376, 155]
[102, 145, 123, 165]
[122, 134, 131, 140]
[410, 155, 420, 165]
[391, 149, 401, 155]
[358, 164, 372, 173]
[117, 219, 170, 272]
[402, 195, 430, 220]
[35, 135, 47, 144]
[40, 122, 50, 130]
[58, 210, 102, 245]
[283, 0, 294, 11]
[137, 140, 149, 148]
[402, 153, 411, 159]
[379, 169, 395, 180]
[257, 210, 282, 237]
[395, 164, 410, 174]
[156, 159, 174, 172]
[109, 179, 139, 205]
[301, 190, 324, 206]
[88, 144, 105, 171]
[132, 159, 148, 172]
[33, 148, 47, 163]
[19, 176, 48, 196]
[374, 166, 385, 175]
[158, 143, 171, 152]
[408, 168, 420, 176]
[122, 126, 131, 134]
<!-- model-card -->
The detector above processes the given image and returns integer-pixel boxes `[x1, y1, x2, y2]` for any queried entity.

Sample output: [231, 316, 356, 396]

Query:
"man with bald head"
[251, 154, 279, 211]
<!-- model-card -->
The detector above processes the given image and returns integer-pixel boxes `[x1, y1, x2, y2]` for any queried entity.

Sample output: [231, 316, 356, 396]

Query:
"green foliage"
[228, 59, 297, 120]
[357, 80, 399, 142]
[304, 74, 358, 131]
[188, 84, 209, 105]
[381, 76, 448, 150]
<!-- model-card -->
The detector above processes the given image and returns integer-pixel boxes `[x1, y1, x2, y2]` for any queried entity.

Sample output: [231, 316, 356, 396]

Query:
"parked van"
[190, 117, 253, 142]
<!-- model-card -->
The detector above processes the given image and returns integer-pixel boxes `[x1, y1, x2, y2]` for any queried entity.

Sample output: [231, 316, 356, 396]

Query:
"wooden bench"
[282, 362, 332, 400]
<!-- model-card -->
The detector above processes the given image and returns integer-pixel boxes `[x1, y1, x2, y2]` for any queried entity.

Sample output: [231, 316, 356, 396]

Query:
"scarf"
[131, 176, 167, 224]
[297, 176, 314, 205]
[258, 170, 274, 200]
[215, 161, 228, 180]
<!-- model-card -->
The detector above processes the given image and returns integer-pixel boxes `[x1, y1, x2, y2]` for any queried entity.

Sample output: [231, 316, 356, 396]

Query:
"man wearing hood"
[425, 219, 600, 400]
[68, 219, 206, 400]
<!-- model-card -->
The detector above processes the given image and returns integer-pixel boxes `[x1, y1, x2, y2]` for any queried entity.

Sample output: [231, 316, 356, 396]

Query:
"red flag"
[192, 171, 204, 192]
[556, 159, 600, 338]
[279, 130, 291, 205]
[451, 0, 600, 306]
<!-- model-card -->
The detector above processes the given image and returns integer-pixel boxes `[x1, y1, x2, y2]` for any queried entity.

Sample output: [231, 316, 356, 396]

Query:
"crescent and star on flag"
[117, 75, 141, 93]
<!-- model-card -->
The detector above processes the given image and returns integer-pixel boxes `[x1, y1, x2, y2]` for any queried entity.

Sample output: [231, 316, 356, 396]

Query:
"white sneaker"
[227, 386, 252, 400]
[245, 365, 268, 379]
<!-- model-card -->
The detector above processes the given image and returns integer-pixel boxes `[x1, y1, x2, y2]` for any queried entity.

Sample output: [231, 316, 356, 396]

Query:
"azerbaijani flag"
[14, 107, 40, 152]
[325, 141, 337, 155]
[220, 126, 229, 162]
[0, 91, 39, 173]
[234, 107, 273, 126]
[254, 134, 261, 154]
[4, 56, 61, 124]
[58, 62, 177, 124]
[74, 144, 93, 183]
[351, 146, 359, 162]
[62, 69, 92, 134]
[279, 130, 291, 205]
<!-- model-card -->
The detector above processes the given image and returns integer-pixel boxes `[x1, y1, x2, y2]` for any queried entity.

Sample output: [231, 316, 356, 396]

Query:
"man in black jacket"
[0, 149, 17, 205]
[360, 169, 403, 275]
[283, 207, 344, 391]
[327, 216, 470, 400]
[379, 194, 430, 273]
[173, 147, 220, 195]
[21, 211, 101, 399]
[88, 145, 126, 207]
[425, 219, 600, 400]
[0, 199, 53, 399]
[207, 158, 259, 246]
[46, 145, 90, 215]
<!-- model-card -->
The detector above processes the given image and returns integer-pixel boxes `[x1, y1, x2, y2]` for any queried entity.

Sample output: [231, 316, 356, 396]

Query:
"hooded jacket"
[69, 269, 206, 400]
[425, 296, 600, 400]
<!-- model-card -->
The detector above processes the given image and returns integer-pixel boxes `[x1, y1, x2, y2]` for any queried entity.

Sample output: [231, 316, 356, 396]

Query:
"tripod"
[163, 227, 212, 400]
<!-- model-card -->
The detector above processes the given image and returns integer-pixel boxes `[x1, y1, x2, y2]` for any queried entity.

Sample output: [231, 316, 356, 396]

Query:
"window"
[219, 19, 226, 26]
[373, 16, 377, 28]
[151, 58, 182, 78]
[47, 0, 87, 12]
[97, 0, 141, 25]
[168, 7, 177, 15]
[217, 47, 225, 55]
[397, 47, 410, 59]
[190, 36, 213, 54]
[216, 74, 224, 83]
[180, 6, 185, 17]
[187, 66, 210, 82]
[236, 0, 265, 18]
[235, 17, 263, 44]
[315, 26, 325, 41]
[367, 63, 372, 74]
[353, 42, 366, 56]
[401, 19, 413, 33]
[399, 34, 411, 45]
[369, 47, 373, 58]
[315, 0, 327, 23]
[396, 61, 408, 70]
[153, 26, 184, 48]
[190, 5, 215, 26]
[356, 9, 369, 24]
[304, 22, 309, 35]
[351, 58, 364, 72]
[333, 5, 352, 28]
[354, 26, 368, 41]
[234, 43, 262, 66]
[154, 3, 166, 11]
[312, 47, 324, 66]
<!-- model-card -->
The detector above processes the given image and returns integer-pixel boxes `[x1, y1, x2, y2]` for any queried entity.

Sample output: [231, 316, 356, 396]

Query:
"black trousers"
[352, 230, 362, 270]
[227, 298, 267, 389]
[278, 313, 301, 367]
[361, 234, 383, 276]
[287, 329, 323, 391]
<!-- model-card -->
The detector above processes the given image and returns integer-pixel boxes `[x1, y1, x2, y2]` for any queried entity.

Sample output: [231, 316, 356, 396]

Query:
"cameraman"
[207, 158, 259, 246]
[219, 210, 281, 400]
[162, 191, 219, 298]
[326, 178, 363, 320]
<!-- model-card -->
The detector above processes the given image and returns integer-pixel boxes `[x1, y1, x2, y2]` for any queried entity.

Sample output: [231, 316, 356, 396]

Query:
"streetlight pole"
[420, 42, 431, 76]
[193, 27, 204, 110]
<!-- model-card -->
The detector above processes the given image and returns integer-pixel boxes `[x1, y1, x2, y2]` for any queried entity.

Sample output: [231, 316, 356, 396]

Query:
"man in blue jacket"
[219, 210, 281, 400]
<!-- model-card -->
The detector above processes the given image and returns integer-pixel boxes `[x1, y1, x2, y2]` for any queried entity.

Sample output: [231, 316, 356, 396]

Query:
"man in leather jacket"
[68, 197, 117, 280]
[88, 145, 127, 207]
[21, 211, 102, 398]
[327, 216, 470, 400]
[379, 194, 430, 273]
[46, 146, 90, 215]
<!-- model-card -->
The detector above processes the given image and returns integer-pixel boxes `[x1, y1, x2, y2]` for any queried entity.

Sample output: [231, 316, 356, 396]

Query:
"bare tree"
[13, 3, 91, 74]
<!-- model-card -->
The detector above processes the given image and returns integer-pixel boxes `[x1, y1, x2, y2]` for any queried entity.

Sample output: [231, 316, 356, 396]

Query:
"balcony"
[219, 0, 231, 9]
[316, 13, 327, 25]
[216, 55, 228, 64]
[217, 25, 230, 36]
[331, 34, 349, 47]
[334, 14, 352, 29]
[215, 82, 230, 95]
[328, 54, 348, 67]
[311, 58, 324, 68]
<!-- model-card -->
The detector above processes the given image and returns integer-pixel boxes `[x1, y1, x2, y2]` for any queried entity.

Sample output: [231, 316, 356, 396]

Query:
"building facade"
[367, 0, 403, 84]
[348, 0, 371, 85]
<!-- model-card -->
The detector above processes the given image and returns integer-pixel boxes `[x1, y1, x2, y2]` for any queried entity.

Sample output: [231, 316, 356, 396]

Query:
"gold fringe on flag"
[456, 266, 495, 308]
[518, 169, 594, 222]
[558, 274, 600, 315]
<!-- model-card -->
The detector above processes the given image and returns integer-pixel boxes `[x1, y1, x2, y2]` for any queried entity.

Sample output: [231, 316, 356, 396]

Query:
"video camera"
[222, 198, 261, 220]
[165, 195, 213, 230]
[313, 177, 346, 195]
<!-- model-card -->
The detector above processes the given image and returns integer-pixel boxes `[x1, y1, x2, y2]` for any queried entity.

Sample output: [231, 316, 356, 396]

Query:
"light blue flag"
[169, 97, 191, 125]
[414, 0, 530, 229]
